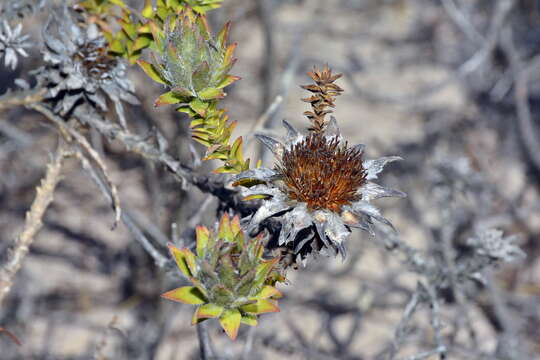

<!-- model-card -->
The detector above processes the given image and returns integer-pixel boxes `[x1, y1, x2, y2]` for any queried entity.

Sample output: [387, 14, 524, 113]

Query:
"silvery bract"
[235, 119, 405, 263]
[0, 20, 31, 70]
[0, 0, 46, 20]
[34, 8, 139, 127]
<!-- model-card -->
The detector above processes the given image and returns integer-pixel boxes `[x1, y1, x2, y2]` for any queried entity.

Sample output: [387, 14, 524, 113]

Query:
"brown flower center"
[276, 133, 366, 212]
[74, 40, 117, 80]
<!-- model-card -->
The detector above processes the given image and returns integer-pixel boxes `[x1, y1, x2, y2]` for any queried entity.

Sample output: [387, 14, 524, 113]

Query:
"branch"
[0, 88, 46, 112]
[71, 110, 242, 209]
[196, 322, 216, 360]
[0, 141, 69, 305]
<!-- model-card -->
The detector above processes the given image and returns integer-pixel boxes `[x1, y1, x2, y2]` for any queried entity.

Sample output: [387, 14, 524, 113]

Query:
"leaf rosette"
[162, 214, 283, 340]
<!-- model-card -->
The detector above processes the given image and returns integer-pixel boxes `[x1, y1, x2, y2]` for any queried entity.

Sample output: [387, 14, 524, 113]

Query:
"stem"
[0, 142, 69, 305]
[197, 322, 215, 360]
[0, 88, 46, 112]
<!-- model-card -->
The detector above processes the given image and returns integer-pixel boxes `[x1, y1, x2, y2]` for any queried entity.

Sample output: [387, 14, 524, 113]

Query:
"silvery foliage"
[0, 0, 46, 20]
[235, 119, 405, 264]
[33, 8, 139, 127]
[464, 228, 525, 270]
[0, 20, 31, 70]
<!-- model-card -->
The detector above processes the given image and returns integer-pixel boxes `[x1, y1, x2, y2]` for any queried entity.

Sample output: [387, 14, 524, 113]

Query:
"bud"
[162, 214, 283, 340]
[141, 8, 239, 107]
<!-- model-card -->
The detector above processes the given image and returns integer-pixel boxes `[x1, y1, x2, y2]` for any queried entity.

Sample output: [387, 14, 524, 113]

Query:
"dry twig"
[0, 141, 69, 305]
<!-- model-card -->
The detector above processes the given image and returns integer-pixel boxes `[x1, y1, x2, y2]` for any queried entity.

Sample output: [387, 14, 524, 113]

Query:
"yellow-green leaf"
[240, 299, 280, 315]
[137, 59, 168, 85]
[168, 244, 193, 278]
[195, 225, 210, 257]
[240, 314, 258, 326]
[217, 75, 241, 89]
[189, 98, 209, 117]
[218, 213, 233, 241]
[109, 0, 127, 8]
[219, 309, 241, 340]
[252, 285, 282, 300]
[161, 286, 206, 304]
[142, 0, 153, 18]
[133, 35, 152, 52]
[198, 87, 225, 100]
[154, 91, 187, 107]
[197, 303, 224, 319]
[109, 38, 125, 55]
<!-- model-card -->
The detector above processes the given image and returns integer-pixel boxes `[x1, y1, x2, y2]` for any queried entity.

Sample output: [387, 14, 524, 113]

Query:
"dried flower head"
[0, 0, 45, 20]
[234, 66, 404, 263]
[33, 8, 139, 127]
[0, 20, 31, 70]
[276, 131, 366, 213]
[235, 118, 405, 263]
[162, 214, 283, 340]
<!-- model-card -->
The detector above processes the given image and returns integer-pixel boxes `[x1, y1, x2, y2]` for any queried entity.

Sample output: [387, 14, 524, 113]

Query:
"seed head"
[276, 132, 366, 212]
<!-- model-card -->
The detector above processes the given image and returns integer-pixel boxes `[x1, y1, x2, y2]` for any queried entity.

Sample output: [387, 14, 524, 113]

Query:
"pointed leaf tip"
[161, 286, 207, 305]
[219, 309, 241, 340]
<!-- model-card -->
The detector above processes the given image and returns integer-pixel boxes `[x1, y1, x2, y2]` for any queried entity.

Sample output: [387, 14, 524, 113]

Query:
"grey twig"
[502, 28, 540, 173]
[349, 0, 515, 107]
[74, 151, 170, 269]
[0, 141, 69, 305]
[28, 103, 122, 229]
[196, 322, 216, 360]
[0, 87, 46, 112]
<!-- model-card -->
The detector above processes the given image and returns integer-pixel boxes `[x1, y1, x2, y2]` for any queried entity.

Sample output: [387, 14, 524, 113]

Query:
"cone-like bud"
[162, 214, 283, 340]
[139, 8, 239, 106]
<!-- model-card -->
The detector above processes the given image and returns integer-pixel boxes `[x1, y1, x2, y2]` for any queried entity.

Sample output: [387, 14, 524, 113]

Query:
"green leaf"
[240, 314, 258, 326]
[196, 225, 210, 257]
[133, 35, 152, 52]
[192, 61, 211, 92]
[109, 0, 127, 8]
[178, 105, 197, 117]
[161, 286, 207, 304]
[231, 215, 242, 236]
[197, 303, 224, 319]
[255, 258, 279, 280]
[217, 75, 241, 89]
[109, 38, 126, 55]
[142, 0, 153, 18]
[191, 308, 209, 325]
[218, 213, 233, 241]
[242, 194, 270, 201]
[168, 244, 193, 278]
[216, 22, 231, 49]
[252, 285, 282, 300]
[219, 309, 241, 340]
[240, 299, 280, 315]
[137, 60, 168, 85]
[168, 245, 198, 279]
[154, 91, 187, 107]
[189, 98, 209, 117]
[198, 87, 225, 100]
[230, 136, 243, 162]
[120, 20, 137, 40]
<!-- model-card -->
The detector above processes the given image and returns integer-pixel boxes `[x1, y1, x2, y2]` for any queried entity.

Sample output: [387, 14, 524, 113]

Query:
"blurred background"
[1, 0, 539, 359]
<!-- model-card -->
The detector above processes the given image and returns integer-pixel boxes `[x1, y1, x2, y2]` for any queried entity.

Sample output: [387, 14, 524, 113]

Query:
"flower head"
[276, 131, 366, 212]
[235, 66, 404, 264]
[33, 8, 139, 127]
[236, 120, 404, 263]
[0, 20, 31, 70]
